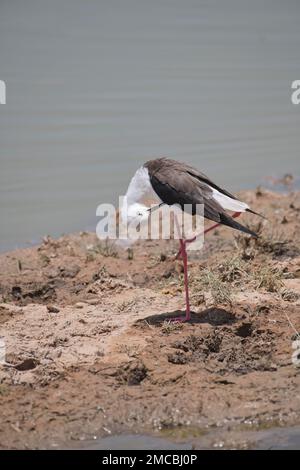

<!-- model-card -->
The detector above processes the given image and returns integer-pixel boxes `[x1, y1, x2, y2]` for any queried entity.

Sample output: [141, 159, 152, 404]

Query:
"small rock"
[46, 268, 60, 279]
[60, 264, 80, 278]
[162, 268, 174, 279]
[11, 286, 22, 300]
[47, 305, 60, 313]
[86, 298, 99, 305]
[75, 302, 86, 309]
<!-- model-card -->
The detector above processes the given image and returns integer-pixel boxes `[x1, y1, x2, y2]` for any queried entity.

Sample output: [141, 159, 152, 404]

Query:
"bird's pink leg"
[170, 212, 242, 323]
[170, 238, 191, 323]
[176, 212, 241, 259]
[170, 216, 192, 322]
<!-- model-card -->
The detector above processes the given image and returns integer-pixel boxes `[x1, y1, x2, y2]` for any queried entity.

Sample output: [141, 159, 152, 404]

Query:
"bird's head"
[122, 202, 150, 225]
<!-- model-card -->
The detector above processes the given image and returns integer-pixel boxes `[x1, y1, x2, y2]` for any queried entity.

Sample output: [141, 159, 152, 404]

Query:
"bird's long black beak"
[147, 202, 165, 213]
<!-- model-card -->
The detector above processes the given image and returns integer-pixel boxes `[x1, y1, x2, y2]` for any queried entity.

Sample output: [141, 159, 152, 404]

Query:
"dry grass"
[201, 269, 233, 305]
[118, 344, 140, 358]
[281, 289, 300, 302]
[255, 229, 295, 257]
[118, 299, 136, 312]
[234, 220, 298, 259]
[161, 320, 183, 335]
[87, 239, 118, 258]
[217, 256, 247, 283]
[0, 384, 9, 396]
[253, 266, 284, 292]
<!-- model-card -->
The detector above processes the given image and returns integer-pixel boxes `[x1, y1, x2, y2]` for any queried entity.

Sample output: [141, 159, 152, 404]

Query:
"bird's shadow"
[135, 307, 237, 327]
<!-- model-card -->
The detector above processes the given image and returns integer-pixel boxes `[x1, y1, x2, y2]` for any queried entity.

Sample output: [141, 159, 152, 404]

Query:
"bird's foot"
[169, 314, 191, 323]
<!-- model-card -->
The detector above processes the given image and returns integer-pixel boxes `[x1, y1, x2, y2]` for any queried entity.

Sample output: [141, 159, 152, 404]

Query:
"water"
[1, 0, 300, 252]
[77, 434, 192, 451]
[76, 426, 300, 450]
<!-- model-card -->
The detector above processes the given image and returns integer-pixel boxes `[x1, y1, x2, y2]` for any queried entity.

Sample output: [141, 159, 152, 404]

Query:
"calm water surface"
[74, 425, 300, 450]
[1, 0, 300, 251]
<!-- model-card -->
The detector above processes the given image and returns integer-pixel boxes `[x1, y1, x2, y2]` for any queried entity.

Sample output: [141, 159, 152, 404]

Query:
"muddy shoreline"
[0, 188, 300, 449]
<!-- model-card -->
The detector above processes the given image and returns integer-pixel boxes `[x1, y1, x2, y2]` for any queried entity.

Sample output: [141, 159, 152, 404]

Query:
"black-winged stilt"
[122, 158, 260, 322]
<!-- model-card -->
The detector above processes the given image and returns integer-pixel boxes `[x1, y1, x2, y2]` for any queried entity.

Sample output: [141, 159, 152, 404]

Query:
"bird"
[121, 157, 262, 322]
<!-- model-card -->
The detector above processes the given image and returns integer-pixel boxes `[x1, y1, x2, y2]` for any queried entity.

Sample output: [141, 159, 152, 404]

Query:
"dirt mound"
[0, 189, 300, 449]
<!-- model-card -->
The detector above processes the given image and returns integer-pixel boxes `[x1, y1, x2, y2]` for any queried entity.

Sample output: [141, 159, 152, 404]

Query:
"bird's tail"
[246, 208, 267, 220]
[219, 212, 258, 238]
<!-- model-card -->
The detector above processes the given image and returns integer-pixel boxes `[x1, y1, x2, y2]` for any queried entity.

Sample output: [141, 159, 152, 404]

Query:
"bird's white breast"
[121, 166, 161, 223]
[125, 166, 161, 206]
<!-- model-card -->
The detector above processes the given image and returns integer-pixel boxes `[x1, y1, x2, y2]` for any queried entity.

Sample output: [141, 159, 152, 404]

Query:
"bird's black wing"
[147, 159, 257, 238]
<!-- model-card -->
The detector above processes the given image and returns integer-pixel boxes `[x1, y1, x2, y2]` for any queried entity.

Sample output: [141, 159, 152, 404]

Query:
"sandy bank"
[0, 189, 300, 449]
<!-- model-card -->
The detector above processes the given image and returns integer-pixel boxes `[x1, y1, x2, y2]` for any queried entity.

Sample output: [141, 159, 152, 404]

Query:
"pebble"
[75, 302, 86, 309]
[47, 305, 60, 313]
[86, 298, 99, 305]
